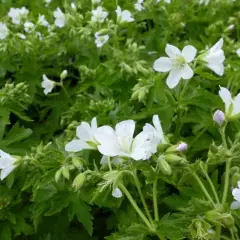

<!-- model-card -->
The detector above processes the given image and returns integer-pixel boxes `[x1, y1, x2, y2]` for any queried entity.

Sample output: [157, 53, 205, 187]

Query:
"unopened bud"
[55, 169, 62, 182]
[72, 173, 85, 190]
[213, 110, 225, 126]
[71, 3, 77, 10]
[60, 70, 68, 80]
[158, 158, 172, 176]
[72, 157, 83, 169]
[112, 187, 123, 198]
[165, 154, 186, 165]
[176, 142, 188, 152]
[62, 166, 70, 180]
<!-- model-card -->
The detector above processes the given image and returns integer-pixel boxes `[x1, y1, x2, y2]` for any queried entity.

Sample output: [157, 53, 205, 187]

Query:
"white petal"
[166, 68, 182, 89]
[230, 201, 240, 210]
[152, 115, 165, 143]
[112, 187, 123, 198]
[76, 122, 92, 141]
[207, 63, 224, 76]
[91, 117, 98, 131]
[209, 38, 224, 53]
[219, 86, 232, 113]
[238, 181, 240, 189]
[204, 50, 225, 64]
[181, 45, 197, 63]
[65, 140, 90, 152]
[232, 188, 240, 202]
[181, 64, 194, 80]
[153, 57, 172, 72]
[94, 126, 121, 156]
[165, 44, 181, 58]
[232, 93, 240, 116]
[1, 166, 15, 180]
[115, 120, 135, 148]
[100, 155, 108, 165]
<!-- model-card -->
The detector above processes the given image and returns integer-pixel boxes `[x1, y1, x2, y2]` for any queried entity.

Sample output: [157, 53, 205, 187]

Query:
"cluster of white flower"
[135, 0, 144, 11]
[153, 38, 225, 89]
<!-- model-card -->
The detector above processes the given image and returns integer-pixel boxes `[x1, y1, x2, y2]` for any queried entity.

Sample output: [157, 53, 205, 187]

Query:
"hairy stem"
[107, 156, 112, 171]
[153, 180, 159, 221]
[216, 225, 221, 240]
[222, 159, 231, 205]
[204, 172, 220, 204]
[192, 172, 215, 208]
[119, 184, 154, 231]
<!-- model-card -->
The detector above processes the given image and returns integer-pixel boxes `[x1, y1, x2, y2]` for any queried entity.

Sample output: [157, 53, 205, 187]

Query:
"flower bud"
[176, 142, 188, 152]
[165, 154, 186, 165]
[62, 166, 70, 180]
[112, 187, 123, 198]
[72, 157, 83, 169]
[158, 158, 172, 176]
[213, 110, 225, 126]
[72, 173, 85, 190]
[60, 70, 68, 80]
[55, 169, 62, 182]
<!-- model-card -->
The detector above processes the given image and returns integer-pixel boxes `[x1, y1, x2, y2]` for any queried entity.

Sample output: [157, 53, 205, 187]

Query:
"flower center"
[174, 55, 186, 68]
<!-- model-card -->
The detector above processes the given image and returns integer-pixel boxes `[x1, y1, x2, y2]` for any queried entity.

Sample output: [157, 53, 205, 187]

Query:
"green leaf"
[0, 223, 12, 240]
[69, 199, 93, 235]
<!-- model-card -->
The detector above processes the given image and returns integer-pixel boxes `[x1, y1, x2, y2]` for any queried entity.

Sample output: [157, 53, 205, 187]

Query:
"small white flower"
[135, 0, 144, 11]
[53, 8, 66, 28]
[213, 110, 225, 126]
[201, 38, 225, 76]
[116, 6, 134, 23]
[153, 44, 197, 89]
[41, 74, 55, 95]
[199, 0, 210, 5]
[71, 3, 77, 10]
[95, 32, 109, 48]
[60, 69, 68, 80]
[0, 150, 17, 180]
[143, 115, 166, 156]
[92, 0, 101, 3]
[219, 86, 240, 119]
[17, 33, 26, 40]
[94, 120, 153, 161]
[0, 23, 8, 40]
[227, 24, 234, 31]
[236, 48, 240, 57]
[8, 7, 29, 25]
[176, 142, 188, 151]
[156, 0, 171, 3]
[112, 187, 123, 198]
[38, 15, 49, 27]
[44, 0, 52, 3]
[65, 117, 98, 152]
[91, 6, 108, 23]
[231, 181, 240, 210]
[24, 21, 35, 33]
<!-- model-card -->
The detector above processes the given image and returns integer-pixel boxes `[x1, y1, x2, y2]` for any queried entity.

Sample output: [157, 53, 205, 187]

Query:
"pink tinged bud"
[176, 142, 188, 152]
[213, 110, 225, 126]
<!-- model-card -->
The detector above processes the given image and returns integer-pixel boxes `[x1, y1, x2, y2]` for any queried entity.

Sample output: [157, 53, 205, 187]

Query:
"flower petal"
[166, 68, 182, 89]
[94, 126, 121, 156]
[112, 187, 123, 198]
[219, 86, 232, 114]
[153, 57, 172, 72]
[181, 45, 197, 63]
[209, 38, 224, 53]
[232, 188, 240, 202]
[65, 139, 90, 152]
[91, 117, 98, 131]
[207, 63, 224, 76]
[76, 122, 93, 141]
[181, 64, 194, 80]
[232, 93, 240, 116]
[204, 50, 225, 64]
[152, 115, 166, 143]
[165, 44, 181, 58]
[1, 166, 15, 180]
[230, 201, 240, 210]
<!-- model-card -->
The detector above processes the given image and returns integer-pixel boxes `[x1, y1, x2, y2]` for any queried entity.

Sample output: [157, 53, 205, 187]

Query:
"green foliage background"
[0, 0, 240, 239]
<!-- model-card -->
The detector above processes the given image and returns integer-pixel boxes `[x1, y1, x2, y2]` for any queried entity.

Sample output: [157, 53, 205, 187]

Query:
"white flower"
[116, 6, 134, 23]
[17, 33, 26, 40]
[95, 32, 109, 48]
[135, 0, 144, 11]
[100, 155, 123, 165]
[213, 110, 225, 126]
[231, 181, 240, 210]
[71, 3, 77, 10]
[8, 7, 29, 25]
[36, 32, 43, 40]
[91, 7, 108, 23]
[143, 115, 166, 156]
[112, 187, 123, 198]
[0, 150, 17, 180]
[202, 38, 225, 76]
[236, 48, 240, 57]
[219, 86, 240, 119]
[153, 44, 197, 89]
[92, 0, 101, 3]
[94, 120, 153, 161]
[65, 117, 98, 152]
[156, 0, 171, 3]
[38, 15, 49, 27]
[53, 8, 66, 28]
[41, 74, 55, 95]
[44, 0, 52, 3]
[199, 0, 210, 5]
[0, 23, 8, 40]
[24, 21, 35, 33]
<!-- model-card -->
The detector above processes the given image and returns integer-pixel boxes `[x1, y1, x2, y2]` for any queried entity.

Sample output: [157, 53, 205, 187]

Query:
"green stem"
[107, 156, 112, 171]
[153, 180, 159, 221]
[204, 171, 220, 204]
[156, 232, 167, 240]
[61, 84, 73, 105]
[220, 126, 228, 148]
[230, 228, 236, 240]
[216, 225, 221, 240]
[119, 184, 154, 231]
[222, 159, 231, 204]
[192, 172, 215, 208]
